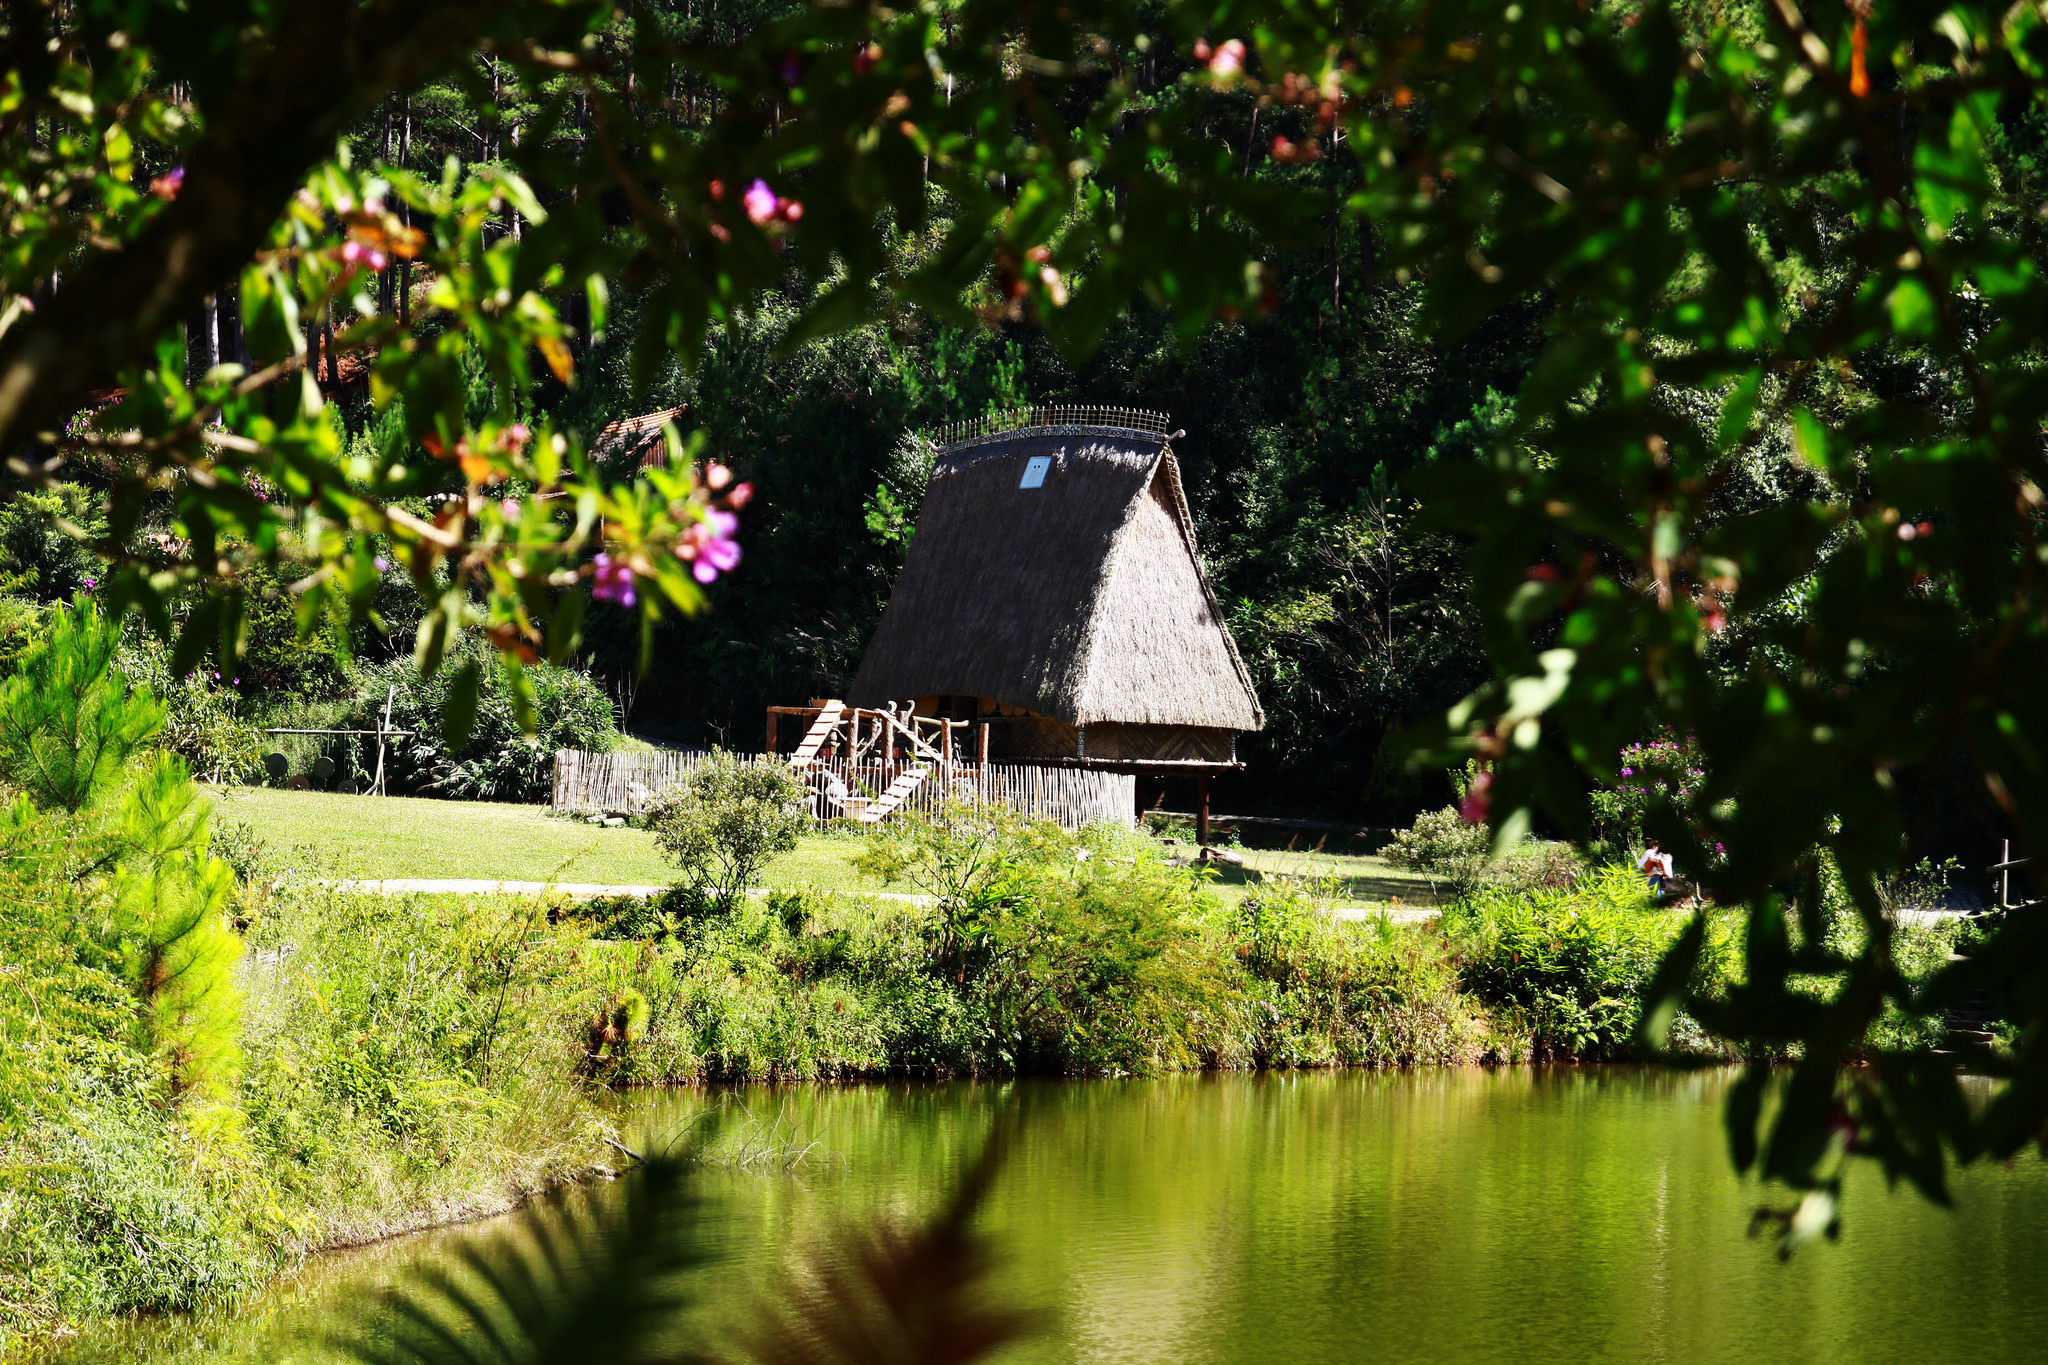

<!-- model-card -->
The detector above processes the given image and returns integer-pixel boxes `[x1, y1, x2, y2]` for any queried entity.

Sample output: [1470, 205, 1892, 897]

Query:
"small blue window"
[1020, 456, 1051, 489]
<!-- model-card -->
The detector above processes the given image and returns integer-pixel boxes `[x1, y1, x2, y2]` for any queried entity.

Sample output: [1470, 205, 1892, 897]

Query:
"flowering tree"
[1587, 737, 1708, 852]
[1, 0, 1318, 737]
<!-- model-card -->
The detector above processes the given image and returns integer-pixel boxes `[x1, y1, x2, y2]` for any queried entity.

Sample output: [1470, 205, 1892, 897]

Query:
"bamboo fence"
[553, 749, 1134, 830]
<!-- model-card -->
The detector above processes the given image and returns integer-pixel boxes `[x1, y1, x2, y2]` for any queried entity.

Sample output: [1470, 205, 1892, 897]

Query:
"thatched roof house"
[848, 407, 1261, 769]
[591, 406, 687, 467]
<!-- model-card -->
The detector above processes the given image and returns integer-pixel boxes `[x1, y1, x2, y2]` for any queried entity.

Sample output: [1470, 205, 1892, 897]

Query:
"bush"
[1384, 800, 1586, 899]
[0, 484, 104, 603]
[1441, 865, 1736, 1060]
[646, 751, 810, 912]
[348, 638, 618, 802]
[0, 594, 49, 680]
[1587, 733, 1706, 852]
[1382, 805, 1493, 895]
[116, 632, 264, 785]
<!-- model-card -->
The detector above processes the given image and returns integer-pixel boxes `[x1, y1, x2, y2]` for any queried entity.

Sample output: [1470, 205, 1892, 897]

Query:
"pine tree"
[0, 604, 243, 1101]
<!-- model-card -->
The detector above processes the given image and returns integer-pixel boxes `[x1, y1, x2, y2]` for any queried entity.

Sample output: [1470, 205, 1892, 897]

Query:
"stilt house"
[845, 407, 1262, 774]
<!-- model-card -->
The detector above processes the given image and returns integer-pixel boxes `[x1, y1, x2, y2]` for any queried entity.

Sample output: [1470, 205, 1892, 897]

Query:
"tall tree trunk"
[398, 94, 413, 330]
[186, 297, 218, 384]
[221, 279, 249, 368]
[509, 122, 523, 242]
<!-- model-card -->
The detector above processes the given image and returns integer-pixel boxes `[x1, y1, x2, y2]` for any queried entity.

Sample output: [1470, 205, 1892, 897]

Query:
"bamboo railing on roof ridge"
[931, 405, 1172, 448]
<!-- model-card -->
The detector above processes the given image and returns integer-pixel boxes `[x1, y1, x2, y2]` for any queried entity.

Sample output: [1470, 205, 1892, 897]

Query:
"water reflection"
[54, 1069, 2048, 1365]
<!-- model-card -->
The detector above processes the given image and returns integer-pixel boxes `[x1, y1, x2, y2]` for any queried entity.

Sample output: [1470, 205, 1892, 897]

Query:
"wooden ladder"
[790, 701, 846, 767]
[858, 764, 932, 823]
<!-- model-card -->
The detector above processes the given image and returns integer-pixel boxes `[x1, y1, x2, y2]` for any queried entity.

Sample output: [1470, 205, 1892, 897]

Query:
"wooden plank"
[790, 701, 846, 765]
[860, 763, 932, 822]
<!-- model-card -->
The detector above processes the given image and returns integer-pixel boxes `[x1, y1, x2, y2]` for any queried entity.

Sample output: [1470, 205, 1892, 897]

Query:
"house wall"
[1081, 723, 1236, 763]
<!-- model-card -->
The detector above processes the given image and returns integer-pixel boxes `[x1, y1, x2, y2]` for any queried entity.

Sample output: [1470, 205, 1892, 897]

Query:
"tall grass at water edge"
[0, 876, 617, 1355]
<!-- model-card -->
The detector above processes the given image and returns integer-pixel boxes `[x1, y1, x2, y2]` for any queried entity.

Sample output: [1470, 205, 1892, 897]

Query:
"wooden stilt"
[1196, 773, 1212, 846]
[766, 708, 779, 756]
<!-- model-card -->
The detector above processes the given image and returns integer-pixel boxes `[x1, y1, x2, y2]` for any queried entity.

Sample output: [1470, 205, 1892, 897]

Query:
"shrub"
[116, 632, 263, 784]
[1441, 865, 1735, 1059]
[1384, 800, 1586, 899]
[348, 638, 618, 802]
[0, 594, 49, 680]
[645, 751, 810, 912]
[1382, 805, 1494, 896]
[1588, 733, 1706, 852]
[0, 484, 104, 602]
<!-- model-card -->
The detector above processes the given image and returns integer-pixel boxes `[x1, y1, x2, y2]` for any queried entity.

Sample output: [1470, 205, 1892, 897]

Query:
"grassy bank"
[7, 805, 1970, 1351]
[0, 868, 621, 1356]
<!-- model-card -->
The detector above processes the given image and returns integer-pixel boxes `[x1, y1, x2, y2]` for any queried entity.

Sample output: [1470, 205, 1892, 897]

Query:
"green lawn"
[203, 787, 1437, 906]
[1190, 847, 1441, 908]
[203, 787, 867, 890]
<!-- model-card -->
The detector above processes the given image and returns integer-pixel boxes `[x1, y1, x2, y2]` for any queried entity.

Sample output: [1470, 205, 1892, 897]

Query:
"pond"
[55, 1069, 2048, 1365]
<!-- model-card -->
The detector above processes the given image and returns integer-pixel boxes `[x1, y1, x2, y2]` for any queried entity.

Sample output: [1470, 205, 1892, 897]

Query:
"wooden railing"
[553, 749, 1134, 831]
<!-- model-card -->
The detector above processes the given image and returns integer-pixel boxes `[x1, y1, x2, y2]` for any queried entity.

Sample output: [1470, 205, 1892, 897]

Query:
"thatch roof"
[591, 406, 687, 467]
[848, 421, 1263, 732]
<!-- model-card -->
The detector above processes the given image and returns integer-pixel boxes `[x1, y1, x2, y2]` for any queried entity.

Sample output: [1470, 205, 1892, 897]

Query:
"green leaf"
[239, 263, 301, 367]
[1726, 1065, 1765, 1175]
[1789, 408, 1832, 471]
[585, 273, 608, 341]
[547, 589, 588, 666]
[1634, 912, 1706, 1053]
[169, 597, 221, 680]
[1886, 277, 1937, 338]
[441, 659, 483, 750]
[1715, 369, 1763, 451]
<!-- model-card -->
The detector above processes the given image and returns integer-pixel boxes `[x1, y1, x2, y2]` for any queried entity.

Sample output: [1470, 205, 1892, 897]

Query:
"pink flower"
[150, 167, 184, 201]
[743, 179, 779, 225]
[342, 239, 388, 271]
[727, 481, 754, 509]
[1458, 769, 1492, 825]
[1209, 39, 1246, 76]
[592, 552, 637, 607]
[1621, 767, 1633, 776]
[694, 539, 741, 583]
[374, 555, 391, 572]
[676, 508, 743, 583]
[705, 461, 732, 490]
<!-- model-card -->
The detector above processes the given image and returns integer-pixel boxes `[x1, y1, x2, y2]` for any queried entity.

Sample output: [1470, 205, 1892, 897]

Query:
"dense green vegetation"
[5, 798, 1975, 1349]
[2, 609, 1983, 1352]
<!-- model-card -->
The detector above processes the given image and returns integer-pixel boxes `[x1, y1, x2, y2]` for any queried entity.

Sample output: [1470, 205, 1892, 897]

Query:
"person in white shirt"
[1637, 839, 1674, 893]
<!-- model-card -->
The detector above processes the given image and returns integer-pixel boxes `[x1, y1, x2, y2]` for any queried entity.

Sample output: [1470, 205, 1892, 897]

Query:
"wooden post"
[373, 686, 395, 797]
[977, 720, 990, 765]
[1196, 773, 1212, 847]
[766, 708, 779, 756]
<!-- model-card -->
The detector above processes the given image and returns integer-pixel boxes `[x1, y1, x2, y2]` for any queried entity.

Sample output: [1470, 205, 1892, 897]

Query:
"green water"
[55, 1069, 2048, 1364]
